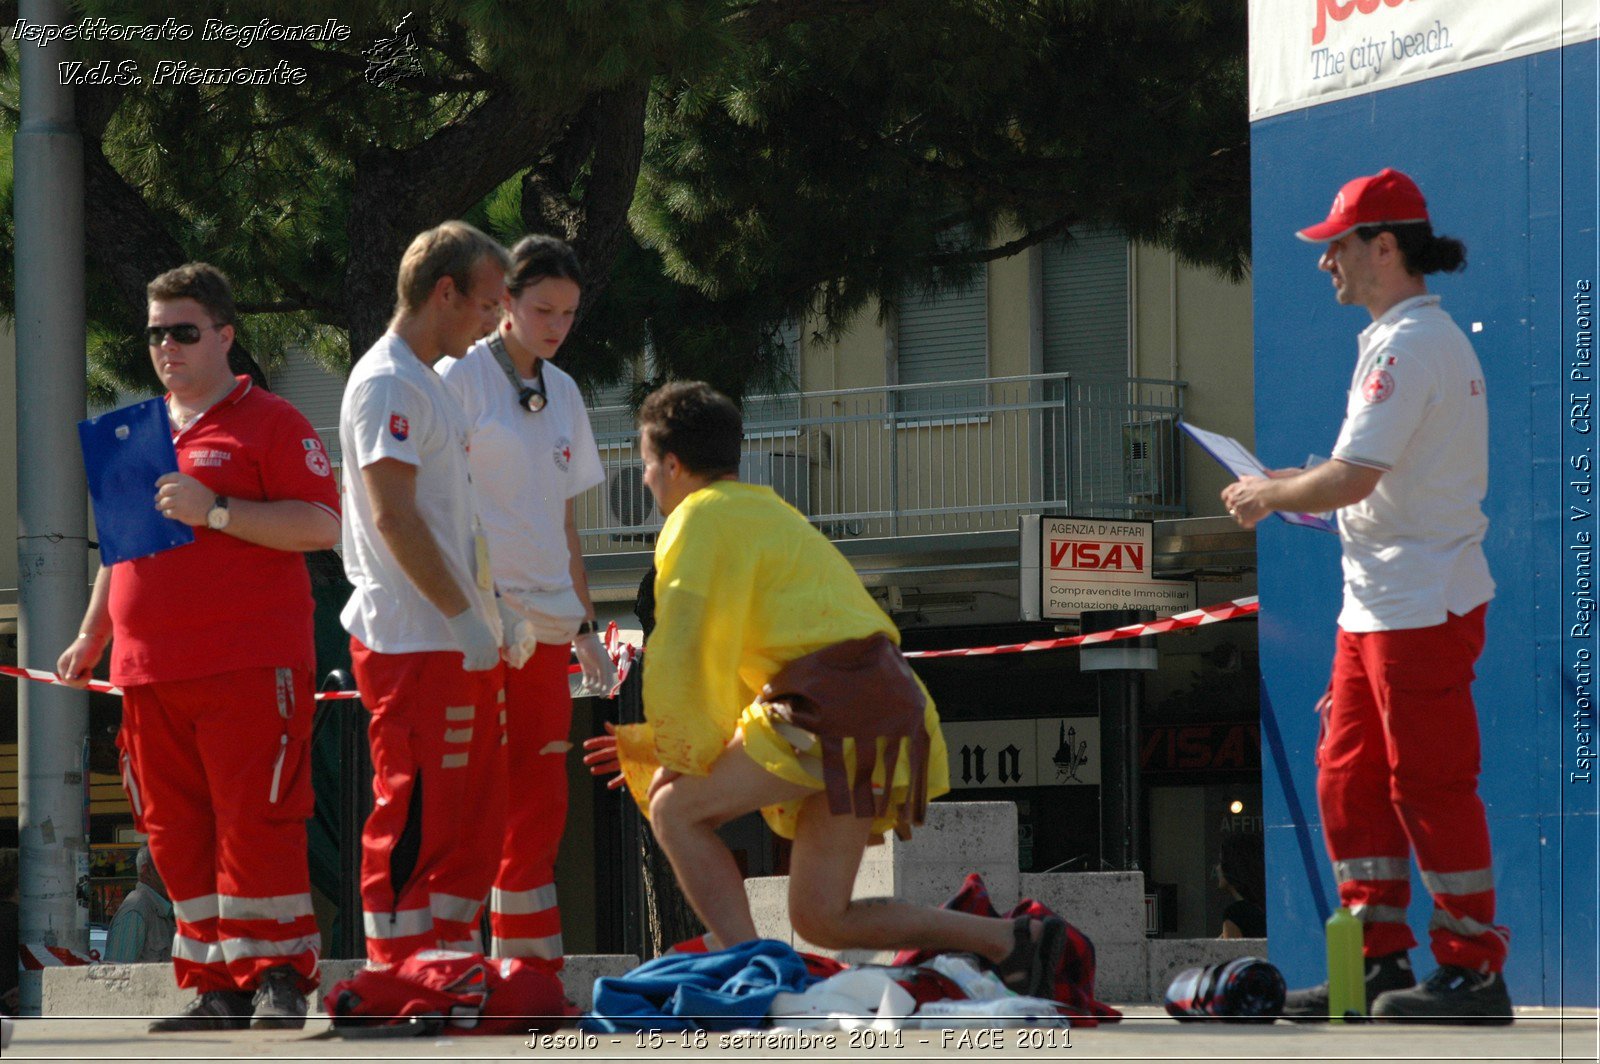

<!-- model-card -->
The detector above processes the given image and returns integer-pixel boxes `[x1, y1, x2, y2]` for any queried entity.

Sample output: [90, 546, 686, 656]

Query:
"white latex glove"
[572, 630, 617, 697]
[445, 608, 500, 672]
[497, 599, 539, 669]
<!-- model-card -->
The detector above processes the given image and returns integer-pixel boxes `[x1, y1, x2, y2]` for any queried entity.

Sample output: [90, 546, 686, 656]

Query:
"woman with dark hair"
[1217, 832, 1267, 939]
[437, 234, 612, 967]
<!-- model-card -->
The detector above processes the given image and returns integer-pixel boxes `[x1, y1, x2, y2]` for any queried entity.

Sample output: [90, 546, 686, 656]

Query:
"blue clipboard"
[78, 398, 196, 565]
[1178, 420, 1338, 533]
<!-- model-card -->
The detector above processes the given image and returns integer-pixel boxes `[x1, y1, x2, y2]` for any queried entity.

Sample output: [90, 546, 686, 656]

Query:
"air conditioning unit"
[1122, 417, 1181, 508]
[739, 452, 812, 515]
[605, 461, 658, 528]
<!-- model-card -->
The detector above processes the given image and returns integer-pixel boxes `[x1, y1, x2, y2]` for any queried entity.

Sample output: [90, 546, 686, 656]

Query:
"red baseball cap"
[1296, 168, 1430, 243]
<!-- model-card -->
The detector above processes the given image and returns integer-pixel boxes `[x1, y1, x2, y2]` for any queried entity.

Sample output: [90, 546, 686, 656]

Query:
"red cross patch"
[1362, 369, 1395, 404]
[389, 413, 410, 441]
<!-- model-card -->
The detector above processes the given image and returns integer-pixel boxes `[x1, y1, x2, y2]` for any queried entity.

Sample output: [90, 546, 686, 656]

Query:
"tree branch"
[342, 88, 587, 353]
[520, 79, 650, 325]
[924, 216, 1076, 267]
[236, 298, 328, 315]
[77, 96, 269, 388]
[726, 0, 892, 41]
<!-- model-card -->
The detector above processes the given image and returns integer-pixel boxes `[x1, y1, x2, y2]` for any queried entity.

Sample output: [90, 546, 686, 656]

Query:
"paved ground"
[3, 1007, 1595, 1063]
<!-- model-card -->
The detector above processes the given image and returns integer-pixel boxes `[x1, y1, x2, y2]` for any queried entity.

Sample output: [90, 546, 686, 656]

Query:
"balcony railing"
[576, 373, 1186, 554]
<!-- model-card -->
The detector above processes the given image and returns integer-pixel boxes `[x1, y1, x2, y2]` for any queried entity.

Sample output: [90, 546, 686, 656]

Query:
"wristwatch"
[205, 495, 231, 531]
[576, 619, 597, 636]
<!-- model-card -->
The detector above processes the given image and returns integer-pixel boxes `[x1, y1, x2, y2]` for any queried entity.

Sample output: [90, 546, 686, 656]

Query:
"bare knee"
[648, 778, 725, 843]
[789, 893, 852, 949]
[648, 783, 687, 840]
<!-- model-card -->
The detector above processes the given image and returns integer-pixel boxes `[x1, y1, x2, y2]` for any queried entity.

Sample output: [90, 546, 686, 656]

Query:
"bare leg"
[651, 732, 1044, 970]
[647, 733, 814, 948]
[786, 793, 1018, 963]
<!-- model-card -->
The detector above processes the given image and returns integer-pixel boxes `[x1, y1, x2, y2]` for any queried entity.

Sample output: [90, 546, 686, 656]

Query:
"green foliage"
[636, 0, 1249, 335]
[2, 0, 1249, 403]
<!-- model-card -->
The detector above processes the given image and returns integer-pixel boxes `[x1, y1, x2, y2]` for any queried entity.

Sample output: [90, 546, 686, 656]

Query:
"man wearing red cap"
[1222, 169, 1511, 1024]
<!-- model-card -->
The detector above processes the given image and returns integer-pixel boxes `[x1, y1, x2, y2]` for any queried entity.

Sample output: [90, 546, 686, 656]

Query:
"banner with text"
[1021, 515, 1196, 620]
[1249, 0, 1599, 120]
[942, 716, 1101, 790]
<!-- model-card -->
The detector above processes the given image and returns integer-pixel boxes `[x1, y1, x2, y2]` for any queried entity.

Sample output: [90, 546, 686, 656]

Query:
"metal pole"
[14, 0, 90, 1013]
[887, 387, 901, 538]
[1128, 671, 1143, 870]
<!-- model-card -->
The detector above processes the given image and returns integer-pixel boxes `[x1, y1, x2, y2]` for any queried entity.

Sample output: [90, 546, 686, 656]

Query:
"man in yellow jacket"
[586, 381, 1065, 996]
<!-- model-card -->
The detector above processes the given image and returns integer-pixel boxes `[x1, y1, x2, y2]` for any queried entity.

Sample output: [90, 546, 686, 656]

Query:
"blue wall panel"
[1252, 42, 1599, 1004]
[1552, 39, 1600, 1008]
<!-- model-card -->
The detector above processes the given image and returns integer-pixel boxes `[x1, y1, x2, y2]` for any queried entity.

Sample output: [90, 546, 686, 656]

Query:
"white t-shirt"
[339, 333, 499, 653]
[437, 340, 605, 598]
[1330, 294, 1495, 632]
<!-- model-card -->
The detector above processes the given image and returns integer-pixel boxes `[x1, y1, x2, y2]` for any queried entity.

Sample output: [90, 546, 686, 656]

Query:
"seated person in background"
[585, 381, 1068, 998]
[104, 845, 177, 964]
[1217, 832, 1267, 939]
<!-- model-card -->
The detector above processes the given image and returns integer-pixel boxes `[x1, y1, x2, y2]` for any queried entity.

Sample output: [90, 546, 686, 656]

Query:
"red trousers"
[118, 667, 320, 994]
[1318, 603, 1509, 972]
[488, 642, 571, 963]
[351, 639, 506, 965]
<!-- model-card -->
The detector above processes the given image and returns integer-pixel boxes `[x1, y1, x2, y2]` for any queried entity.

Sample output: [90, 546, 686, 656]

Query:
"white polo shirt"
[339, 333, 500, 653]
[1331, 294, 1495, 632]
[437, 340, 605, 599]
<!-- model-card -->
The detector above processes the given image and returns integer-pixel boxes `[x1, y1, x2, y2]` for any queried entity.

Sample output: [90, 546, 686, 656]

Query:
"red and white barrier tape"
[903, 595, 1259, 659]
[0, 623, 646, 703]
[0, 664, 126, 697]
[19, 943, 95, 970]
[0, 597, 1256, 700]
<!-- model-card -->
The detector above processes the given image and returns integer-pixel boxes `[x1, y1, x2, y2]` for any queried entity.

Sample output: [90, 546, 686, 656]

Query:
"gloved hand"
[446, 607, 500, 672]
[572, 630, 617, 697]
[497, 599, 538, 669]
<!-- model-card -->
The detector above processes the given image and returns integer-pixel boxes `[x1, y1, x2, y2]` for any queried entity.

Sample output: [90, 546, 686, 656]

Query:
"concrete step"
[1147, 937, 1270, 1003]
[741, 796, 1268, 1004]
[41, 938, 1272, 1014]
[860, 801, 1022, 912]
[747, 869, 1267, 1002]
[1019, 871, 1147, 1001]
[40, 953, 637, 1017]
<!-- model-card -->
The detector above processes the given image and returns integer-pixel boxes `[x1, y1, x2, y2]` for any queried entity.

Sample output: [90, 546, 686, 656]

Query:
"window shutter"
[270, 348, 347, 464]
[1042, 229, 1128, 378]
[896, 273, 987, 412]
[1042, 229, 1131, 511]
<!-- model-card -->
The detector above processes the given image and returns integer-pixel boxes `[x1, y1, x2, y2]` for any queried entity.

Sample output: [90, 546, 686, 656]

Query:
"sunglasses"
[145, 323, 220, 346]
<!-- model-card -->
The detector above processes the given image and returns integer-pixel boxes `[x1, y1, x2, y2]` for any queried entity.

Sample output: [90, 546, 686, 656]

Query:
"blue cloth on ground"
[581, 938, 818, 1033]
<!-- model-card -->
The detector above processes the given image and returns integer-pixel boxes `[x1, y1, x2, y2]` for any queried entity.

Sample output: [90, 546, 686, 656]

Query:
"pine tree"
[3, 1, 1246, 404]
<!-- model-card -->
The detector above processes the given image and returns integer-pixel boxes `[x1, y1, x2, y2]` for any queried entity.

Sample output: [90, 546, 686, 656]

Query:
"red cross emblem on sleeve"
[1362, 369, 1395, 404]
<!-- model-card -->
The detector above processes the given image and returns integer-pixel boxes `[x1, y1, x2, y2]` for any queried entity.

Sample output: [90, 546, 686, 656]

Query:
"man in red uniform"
[57, 263, 341, 1032]
[1223, 170, 1510, 1023]
[339, 222, 510, 965]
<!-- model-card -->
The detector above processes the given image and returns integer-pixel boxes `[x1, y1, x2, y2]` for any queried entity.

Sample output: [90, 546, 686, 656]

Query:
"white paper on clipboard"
[1179, 420, 1338, 533]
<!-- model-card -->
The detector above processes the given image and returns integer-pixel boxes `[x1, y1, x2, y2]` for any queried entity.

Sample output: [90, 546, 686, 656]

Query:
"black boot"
[249, 964, 309, 1030]
[147, 990, 252, 1033]
[1281, 949, 1415, 1022]
[1371, 965, 1514, 1025]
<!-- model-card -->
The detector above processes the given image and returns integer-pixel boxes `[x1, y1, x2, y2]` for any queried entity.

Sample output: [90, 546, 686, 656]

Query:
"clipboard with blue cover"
[1178, 419, 1338, 533]
[78, 397, 195, 565]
